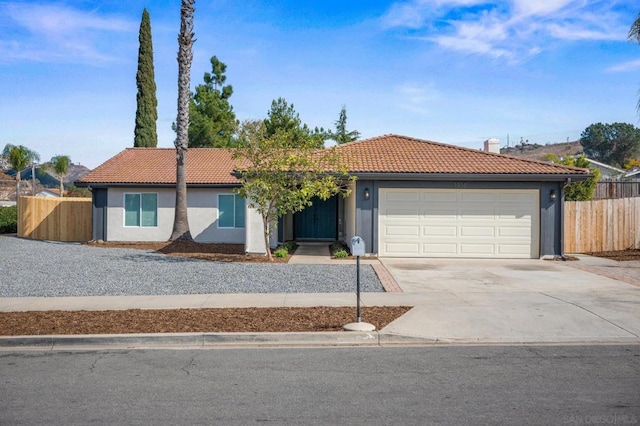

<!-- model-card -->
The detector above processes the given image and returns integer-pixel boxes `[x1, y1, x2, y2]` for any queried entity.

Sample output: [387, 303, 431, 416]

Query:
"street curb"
[0, 331, 437, 350]
[1, 332, 638, 350]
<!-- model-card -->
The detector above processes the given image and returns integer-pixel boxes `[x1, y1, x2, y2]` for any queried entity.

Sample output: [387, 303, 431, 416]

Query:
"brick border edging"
[371, 263, 403, 293]
[565, 263, 640, 287]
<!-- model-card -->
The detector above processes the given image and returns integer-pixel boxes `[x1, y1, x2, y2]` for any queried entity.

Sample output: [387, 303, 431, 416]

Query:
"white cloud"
[0, 2, 135, 63]
[5, 2, 132, 34]
[395, 82, 441, 115]
[511, 0, 574, 17]
[606, 58, 640, 73]
[545, 23, 623, 41]
[381, 0, 487, 29]
[431, 35, 510, 58]
[381, 0, 630, 61]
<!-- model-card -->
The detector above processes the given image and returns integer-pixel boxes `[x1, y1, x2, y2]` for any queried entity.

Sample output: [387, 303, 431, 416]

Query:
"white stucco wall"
[105, 187, 248, 244]
[243, 205, 278, 254]
[245, 206, 266, 253]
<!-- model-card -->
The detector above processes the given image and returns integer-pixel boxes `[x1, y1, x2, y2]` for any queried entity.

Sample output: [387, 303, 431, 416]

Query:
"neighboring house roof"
[77, 135, 589, 187]
[77, 148, 241, 186]
[584, 158, 625, 176]
[624, 168, 640, 178]
[334, 135, 589, 177]
[36, 189, 67, 197]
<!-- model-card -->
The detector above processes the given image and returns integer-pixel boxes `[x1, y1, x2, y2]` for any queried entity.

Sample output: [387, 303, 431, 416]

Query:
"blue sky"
[1, 0, 639, 169]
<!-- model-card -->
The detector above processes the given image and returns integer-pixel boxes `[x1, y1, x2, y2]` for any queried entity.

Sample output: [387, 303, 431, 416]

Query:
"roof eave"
[74, 181, 241, 188]
[349, 172, 590, 181]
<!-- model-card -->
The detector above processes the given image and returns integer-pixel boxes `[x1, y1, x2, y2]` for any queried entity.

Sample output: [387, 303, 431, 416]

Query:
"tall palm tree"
[1, 144, 40, 198]
[628, 12, 640, 112]
[50, 155, 71, 196]
[170, 0, 195, 241]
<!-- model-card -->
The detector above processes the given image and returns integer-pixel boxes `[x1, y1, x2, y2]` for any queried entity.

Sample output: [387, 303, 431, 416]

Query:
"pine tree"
[330, 106, 360, 144]
[263, 97, 326, 148]
[134, 8, 158, 148]
[188, 56, 237, 147]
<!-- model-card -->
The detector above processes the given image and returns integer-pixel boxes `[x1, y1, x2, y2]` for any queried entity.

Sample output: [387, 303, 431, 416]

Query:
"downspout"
[559, 178, 571, 260]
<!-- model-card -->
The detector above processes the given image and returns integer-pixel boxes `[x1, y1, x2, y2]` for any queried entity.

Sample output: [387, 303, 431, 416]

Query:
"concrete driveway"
[376, 257, 640, 344]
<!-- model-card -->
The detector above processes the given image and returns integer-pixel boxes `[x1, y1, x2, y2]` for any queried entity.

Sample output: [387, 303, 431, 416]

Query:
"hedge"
[0, 205, 17, 234]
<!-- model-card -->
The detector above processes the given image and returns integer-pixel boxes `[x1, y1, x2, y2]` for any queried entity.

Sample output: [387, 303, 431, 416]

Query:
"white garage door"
[378, 189, 539, 258]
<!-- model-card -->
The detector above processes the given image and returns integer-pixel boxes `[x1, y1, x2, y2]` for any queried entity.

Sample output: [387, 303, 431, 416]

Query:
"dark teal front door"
[295, 197, 337, 240]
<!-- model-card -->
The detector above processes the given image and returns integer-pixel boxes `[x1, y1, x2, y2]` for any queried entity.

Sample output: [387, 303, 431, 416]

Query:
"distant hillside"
[501, 141, 583, 162]
[0, 171, 14, 200]
[12, 164, 91, 188]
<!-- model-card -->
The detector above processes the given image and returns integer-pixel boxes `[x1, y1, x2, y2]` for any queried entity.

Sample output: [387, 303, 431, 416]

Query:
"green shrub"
[274, 247, 288, 258]
[330, 241, 350, 257]
[547, 154, 600, 201]
[329, 241, 343, 252]
[333, 249, 348, 258]
[0, 205, 17, 234]
[65, 184, 92, 198]
[281, 241, 297, 252]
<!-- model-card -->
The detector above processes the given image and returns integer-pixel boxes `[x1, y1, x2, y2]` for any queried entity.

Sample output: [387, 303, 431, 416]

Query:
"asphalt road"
[1, 345, 639, 425]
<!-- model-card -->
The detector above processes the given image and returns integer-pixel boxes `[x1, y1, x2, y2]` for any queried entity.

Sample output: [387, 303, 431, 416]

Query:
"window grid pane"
[125, 194, 140, 227]
[219, 194, 235, 228]
[141, 193, 157, 227]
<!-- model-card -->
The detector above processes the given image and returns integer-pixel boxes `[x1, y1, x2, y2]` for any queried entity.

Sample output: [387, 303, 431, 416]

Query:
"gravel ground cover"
[0, 236, 383, 297]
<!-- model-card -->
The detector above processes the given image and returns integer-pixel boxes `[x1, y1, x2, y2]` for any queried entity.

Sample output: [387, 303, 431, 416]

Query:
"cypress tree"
[134, 8, 158, 147]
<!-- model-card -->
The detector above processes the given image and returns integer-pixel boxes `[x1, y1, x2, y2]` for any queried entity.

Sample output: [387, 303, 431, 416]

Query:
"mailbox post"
[343, 237, 375, 331]
[350, 236, 365, 322]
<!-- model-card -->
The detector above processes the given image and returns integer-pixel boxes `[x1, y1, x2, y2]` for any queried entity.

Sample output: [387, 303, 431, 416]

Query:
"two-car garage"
[378, 188, 540, 258]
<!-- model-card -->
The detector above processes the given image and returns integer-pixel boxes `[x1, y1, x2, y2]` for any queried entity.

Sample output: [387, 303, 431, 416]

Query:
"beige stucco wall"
[106, 187, 247, 244]
[344, 182, 356, 244]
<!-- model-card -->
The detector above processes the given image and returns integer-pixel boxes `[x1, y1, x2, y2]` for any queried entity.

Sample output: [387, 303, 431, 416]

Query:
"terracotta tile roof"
[77, 148, 241, 185]
[334, 134, 590, 175]
[78, 135, 589, 186]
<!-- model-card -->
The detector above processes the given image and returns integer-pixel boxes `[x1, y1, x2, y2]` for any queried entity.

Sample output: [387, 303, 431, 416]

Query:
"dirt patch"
[544, 255, 580, 261]
[586, 249, 640, 261]
[86, 240, 292, 263]
[0, 306, 412, 336]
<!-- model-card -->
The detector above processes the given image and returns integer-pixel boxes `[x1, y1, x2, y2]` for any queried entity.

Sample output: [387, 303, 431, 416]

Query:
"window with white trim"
[218, 194, 245, 228]
[124, 193, 157, 227]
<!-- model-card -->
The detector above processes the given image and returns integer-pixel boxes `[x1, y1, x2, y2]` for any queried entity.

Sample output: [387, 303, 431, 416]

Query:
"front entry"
[294, 197, 337, 240]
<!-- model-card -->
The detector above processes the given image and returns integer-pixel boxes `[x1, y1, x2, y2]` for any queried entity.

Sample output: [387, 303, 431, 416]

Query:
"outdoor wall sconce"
[364, 188, 370, 200]
[550, 189, 556, 201]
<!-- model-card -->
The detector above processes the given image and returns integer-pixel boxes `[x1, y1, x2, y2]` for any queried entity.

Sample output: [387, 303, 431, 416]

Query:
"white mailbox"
[350, 236, 365, 257]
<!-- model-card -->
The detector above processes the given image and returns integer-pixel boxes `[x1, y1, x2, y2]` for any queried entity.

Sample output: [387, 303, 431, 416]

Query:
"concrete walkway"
[287, 242, 378, 265]
[287, 242, 332, 264]
[1, 250, 639, 349]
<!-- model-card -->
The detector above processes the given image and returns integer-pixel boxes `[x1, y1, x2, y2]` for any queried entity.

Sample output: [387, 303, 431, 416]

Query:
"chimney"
[484, 138, 500, 154]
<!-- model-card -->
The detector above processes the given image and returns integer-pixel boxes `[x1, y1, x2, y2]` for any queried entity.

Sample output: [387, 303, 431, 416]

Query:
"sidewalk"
[2, 247, 640, 349]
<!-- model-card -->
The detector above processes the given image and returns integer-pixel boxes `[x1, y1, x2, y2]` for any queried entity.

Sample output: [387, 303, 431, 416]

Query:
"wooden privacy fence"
[564, 197, 640, 253]
[18, 196, 92, 242]
[594, 180, 640, 199]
